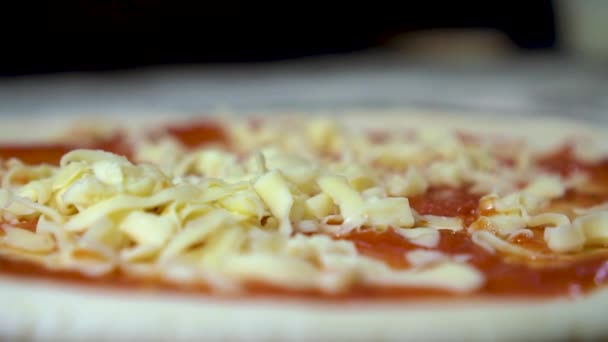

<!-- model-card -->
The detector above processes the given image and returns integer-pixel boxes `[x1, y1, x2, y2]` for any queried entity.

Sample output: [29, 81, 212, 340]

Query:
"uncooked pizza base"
[2, 275, 607, 341]
[1, 110, 607, 342]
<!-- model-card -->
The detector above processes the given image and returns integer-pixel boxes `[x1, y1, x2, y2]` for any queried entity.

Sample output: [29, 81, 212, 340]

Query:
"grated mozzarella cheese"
[0, 116, 599, 295]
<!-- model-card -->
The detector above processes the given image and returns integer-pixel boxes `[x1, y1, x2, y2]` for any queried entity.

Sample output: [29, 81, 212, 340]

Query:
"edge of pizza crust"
[1, 274, 606, 342]
[1, 109, 607, 342]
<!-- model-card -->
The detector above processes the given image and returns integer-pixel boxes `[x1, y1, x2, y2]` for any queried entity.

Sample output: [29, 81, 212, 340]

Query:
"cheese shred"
[0, 117, 602, 294]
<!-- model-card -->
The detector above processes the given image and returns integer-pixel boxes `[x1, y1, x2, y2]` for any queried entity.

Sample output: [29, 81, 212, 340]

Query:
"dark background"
[2, 1, 557, 76]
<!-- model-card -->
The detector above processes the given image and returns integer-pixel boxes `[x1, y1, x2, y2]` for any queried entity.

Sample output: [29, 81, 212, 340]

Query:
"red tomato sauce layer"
[0, 134, 608, 300]
[1, 228, 607, 300]
[346, 229, 608, 298]
[0, 134, 132, 165]
[537, 144, 608, 184]
[164, 121, 227, 148]
[409, 186, 481, 226]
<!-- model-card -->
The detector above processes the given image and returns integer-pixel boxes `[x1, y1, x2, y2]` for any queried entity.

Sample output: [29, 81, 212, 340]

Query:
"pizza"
[1, 111, 607, 341]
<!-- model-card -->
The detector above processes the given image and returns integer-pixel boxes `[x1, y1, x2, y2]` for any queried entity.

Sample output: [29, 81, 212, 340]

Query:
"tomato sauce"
[347, 229, 608, 297]
[0, 145, 72, 165]
[0, 134, 132, 165]
[13, 219, 37, 232]
[409, 186, 481, 226]
[2, 177, 607, 300]
[1, 227, 607, 300]
[0, 122, 227, 165]
[1, 130, 608, 300]
[537, 144, 608, 184]
[164, 122, 227, 148]
[510, 228, 550, 252]
[539, 145, 608, 217]
[89, 133, 133, 160]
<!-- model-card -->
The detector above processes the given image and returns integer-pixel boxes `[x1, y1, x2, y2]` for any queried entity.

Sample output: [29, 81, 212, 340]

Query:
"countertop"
[0, 52, 606, 123]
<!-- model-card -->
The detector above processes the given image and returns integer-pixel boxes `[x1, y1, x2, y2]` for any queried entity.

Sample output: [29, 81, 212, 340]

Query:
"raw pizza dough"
[1, 110, 607, 342]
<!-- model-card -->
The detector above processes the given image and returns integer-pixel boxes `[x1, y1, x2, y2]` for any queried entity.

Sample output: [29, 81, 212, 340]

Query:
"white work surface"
[0, 53, 606, 123]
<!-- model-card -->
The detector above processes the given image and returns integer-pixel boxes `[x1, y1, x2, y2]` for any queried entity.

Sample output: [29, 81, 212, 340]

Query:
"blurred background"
[0, 1, 606, 120]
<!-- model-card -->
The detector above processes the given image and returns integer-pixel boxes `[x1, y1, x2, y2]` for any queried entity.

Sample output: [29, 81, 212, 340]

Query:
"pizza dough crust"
[1, 109, 607, 341]
[1, 274, 607, 342]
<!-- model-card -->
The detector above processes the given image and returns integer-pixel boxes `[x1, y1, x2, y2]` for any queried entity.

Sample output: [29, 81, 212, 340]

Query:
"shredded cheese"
[0, 116, 602, 295]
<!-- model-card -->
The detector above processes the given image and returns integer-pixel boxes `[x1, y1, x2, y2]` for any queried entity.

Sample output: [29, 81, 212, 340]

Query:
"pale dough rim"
[1, 109, 607, 342]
